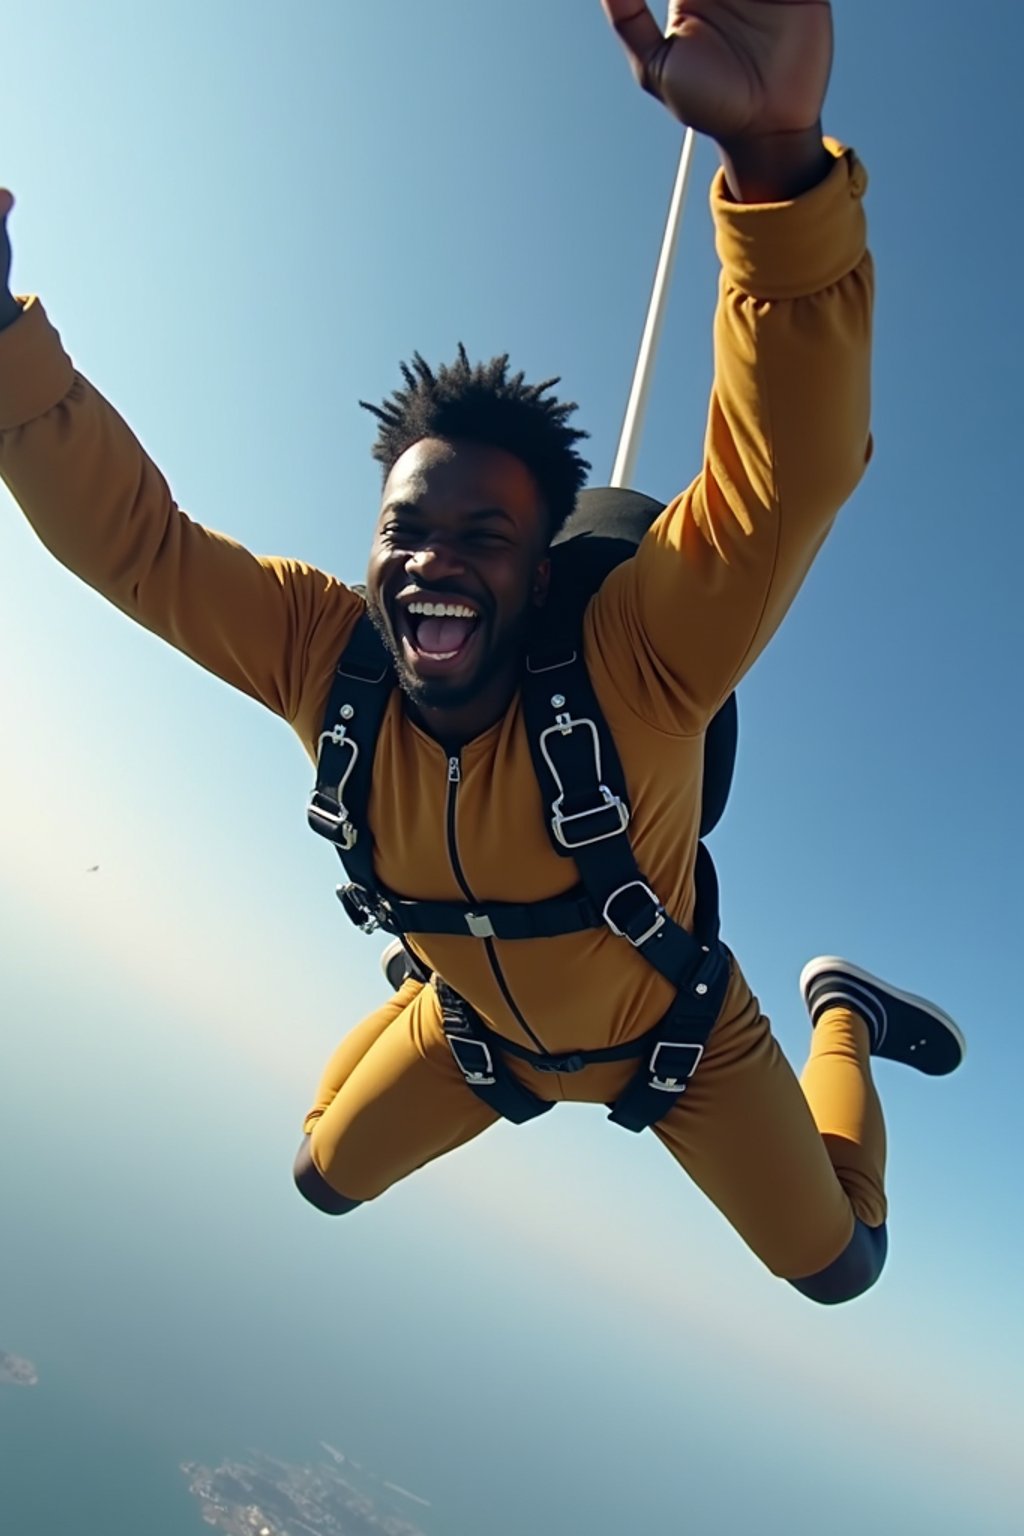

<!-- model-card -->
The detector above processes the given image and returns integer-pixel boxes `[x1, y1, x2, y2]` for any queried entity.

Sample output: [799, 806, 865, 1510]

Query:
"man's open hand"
[602, 1, 832, 144]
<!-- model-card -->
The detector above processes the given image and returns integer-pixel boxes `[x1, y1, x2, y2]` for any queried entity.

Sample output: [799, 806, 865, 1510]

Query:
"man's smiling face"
[365, 437, 551, 735]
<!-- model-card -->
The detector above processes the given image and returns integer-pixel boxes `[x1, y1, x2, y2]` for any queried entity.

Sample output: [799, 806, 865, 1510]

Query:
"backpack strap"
[306, 611, 400, 918]
[513, 611, 731, 1130]
[521, 620, 721, 965]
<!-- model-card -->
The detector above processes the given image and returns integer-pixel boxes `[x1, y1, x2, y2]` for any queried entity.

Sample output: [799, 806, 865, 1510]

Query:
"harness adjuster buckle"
[539, 714, 630, 849]
[551, 787, 630, 849]
[465, 911, 496, 938]
[446, 1035, 496, 1087]
[336, 883, 391, 936]
[530, 1052, 586, 1075]
[307, 790, 358, 850]
[603, 881, 666, 947]
[648, 1041, 704, 1092]
[309, 724, 360, 849]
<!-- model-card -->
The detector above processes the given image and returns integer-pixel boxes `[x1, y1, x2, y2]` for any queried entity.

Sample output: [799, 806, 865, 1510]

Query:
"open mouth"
[394, 596, 484, 678]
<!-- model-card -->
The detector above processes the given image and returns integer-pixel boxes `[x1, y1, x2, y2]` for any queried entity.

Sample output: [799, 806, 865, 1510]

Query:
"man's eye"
[465, 531, 510, 548]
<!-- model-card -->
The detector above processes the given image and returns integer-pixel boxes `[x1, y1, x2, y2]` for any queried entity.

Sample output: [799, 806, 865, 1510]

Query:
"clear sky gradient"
[1, 4, 1022, 1535]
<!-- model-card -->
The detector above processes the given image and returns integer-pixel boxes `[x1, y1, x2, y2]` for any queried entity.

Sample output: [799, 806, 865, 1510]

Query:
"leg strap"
[437, 984, 554, 1125]
[608, 942, 731, 1133]
[435, 943, 729, 1134]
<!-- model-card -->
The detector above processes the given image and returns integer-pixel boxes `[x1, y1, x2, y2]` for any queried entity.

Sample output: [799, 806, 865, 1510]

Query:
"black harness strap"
[521, 621, 720, 966]
[436, 943, 728, 1135]
[359, 888, 602, 941]
[606, 946, 729, 1132]
[436, 983, 553, 1125]
[307, 613, 392, 890]
[307, 614, 427, 982]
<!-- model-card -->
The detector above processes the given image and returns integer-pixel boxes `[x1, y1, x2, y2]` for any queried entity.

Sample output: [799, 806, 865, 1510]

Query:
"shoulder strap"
[521, 616, 720, 986]
[307, 612, 394, 894]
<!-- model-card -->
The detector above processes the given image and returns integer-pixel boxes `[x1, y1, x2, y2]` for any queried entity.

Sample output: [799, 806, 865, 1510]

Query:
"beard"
[365, 593, 531, 712]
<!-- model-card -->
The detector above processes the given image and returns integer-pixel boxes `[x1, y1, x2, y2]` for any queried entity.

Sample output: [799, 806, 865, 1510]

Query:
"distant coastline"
[0, 1351, 39, 1388]
[183, 1446, 430, 1536]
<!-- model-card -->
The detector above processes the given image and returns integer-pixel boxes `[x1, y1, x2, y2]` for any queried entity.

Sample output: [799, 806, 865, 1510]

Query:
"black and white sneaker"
[380, 937, 415, 992]
[799, 956, 965, 1077]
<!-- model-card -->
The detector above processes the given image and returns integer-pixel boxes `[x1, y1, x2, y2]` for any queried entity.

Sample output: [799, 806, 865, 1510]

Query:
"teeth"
[406, 601, 478, 619]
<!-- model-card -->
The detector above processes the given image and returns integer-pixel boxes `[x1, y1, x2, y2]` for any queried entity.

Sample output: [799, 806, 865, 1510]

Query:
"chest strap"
[338, 882, 603, 941]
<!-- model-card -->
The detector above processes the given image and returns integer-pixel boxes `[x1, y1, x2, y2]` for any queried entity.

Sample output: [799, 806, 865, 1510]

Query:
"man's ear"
[531, 556, 551, 608]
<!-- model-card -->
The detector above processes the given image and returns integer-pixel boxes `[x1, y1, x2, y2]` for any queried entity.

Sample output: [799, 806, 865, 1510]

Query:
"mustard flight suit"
[0, 144, 879, 1283]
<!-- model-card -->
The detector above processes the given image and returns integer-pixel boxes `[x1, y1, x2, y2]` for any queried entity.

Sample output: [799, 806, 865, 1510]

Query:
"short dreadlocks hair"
[360, 346, 591, 541]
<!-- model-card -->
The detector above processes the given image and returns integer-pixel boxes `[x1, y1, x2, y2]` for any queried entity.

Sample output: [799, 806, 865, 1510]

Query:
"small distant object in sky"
[85, 864, 100, 873]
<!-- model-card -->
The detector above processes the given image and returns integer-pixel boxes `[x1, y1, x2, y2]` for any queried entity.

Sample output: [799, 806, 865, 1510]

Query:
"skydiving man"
[0, 0, 964, 1304]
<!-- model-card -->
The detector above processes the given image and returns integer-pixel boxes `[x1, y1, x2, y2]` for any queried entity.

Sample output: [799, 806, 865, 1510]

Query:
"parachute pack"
[307, 487, 738, 1133]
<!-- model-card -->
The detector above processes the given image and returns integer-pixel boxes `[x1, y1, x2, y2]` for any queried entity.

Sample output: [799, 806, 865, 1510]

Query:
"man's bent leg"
[798, 1004, 887, 1229]
[653, 958, 886, 1300]
[785, 997, 890, 1301]
[296, 983, 500, 1214]
[302, 976, 426, 1134]
[293, 1136, 363, 1215]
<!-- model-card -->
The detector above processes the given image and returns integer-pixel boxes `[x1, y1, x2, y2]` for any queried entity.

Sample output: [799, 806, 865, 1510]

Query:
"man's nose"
[405, 537, 466, 581]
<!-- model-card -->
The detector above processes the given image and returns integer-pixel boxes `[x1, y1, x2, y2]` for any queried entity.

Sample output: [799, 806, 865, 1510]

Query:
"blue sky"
[1, 4, 1022, 1534]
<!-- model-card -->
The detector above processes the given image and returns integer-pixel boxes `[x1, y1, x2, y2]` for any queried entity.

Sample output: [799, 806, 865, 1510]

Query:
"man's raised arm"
[594, 1, 872, 731]
[0, 190, 357, 725]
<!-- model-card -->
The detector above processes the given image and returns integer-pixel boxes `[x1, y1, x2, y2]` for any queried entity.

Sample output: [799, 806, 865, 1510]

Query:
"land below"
[0, 1351, 39, 1387]
[183, 1443, 431, 1536]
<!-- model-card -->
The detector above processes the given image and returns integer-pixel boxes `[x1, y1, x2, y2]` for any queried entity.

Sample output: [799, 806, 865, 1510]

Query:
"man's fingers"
[0, 189, 14, 221]
[601, 0, 666, 78]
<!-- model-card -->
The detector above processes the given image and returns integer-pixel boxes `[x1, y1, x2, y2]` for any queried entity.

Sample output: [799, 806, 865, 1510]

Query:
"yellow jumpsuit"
[0, 144, 878, 1281]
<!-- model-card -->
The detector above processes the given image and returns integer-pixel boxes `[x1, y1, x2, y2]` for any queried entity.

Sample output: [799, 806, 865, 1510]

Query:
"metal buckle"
[336, 883, 389, 936]
[308, 793, 357, 851]
[446, 1035, 496, 1086]
[310, 724, 360, 849]
[336, 656, 390, 684]
[603, 880, 666, 947]
[540, 714, 630, 848]
[530, 1052, 586, 1075]
[551, 787, 630, 849]
[526, 648, 577, 674]
[465, 911, 496, 938]
[648, 1041, 704, 1092]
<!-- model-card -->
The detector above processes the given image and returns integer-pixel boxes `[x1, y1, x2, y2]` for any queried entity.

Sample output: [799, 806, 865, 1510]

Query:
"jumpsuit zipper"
[444, 752, 548, 1052]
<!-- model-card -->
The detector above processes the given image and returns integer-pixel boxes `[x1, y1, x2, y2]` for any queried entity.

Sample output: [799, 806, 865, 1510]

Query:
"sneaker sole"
[380, 938, 413, 992]
[799, 955, 966, 1076]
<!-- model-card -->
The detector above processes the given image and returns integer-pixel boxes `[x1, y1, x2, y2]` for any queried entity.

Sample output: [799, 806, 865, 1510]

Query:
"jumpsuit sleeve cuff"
[711, 138, 869, 300]
[0, 297, 76, 430]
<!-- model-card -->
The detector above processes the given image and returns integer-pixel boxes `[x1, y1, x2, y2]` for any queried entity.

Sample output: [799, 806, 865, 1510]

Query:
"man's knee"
[787, 1220, 888, 1305]
[292, 1135, 363, 1217]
